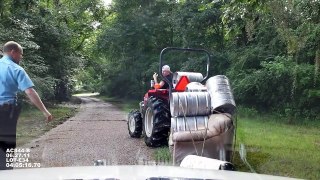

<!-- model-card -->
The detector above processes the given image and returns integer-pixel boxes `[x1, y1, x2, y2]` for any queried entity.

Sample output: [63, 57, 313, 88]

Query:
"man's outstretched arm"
[24, 88, 53, 122]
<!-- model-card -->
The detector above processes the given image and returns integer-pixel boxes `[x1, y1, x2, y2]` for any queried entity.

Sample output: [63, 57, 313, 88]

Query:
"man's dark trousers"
[0, 104, 21, 170]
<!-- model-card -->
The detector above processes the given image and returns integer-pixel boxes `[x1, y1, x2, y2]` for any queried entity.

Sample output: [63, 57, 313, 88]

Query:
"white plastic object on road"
[180, 155, 234, 171]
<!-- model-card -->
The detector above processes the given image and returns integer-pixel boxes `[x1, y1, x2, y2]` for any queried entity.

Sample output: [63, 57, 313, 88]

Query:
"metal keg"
[205, 75, 236, 115]
[170, 92, 211, 117]
[185, 82, 207, 92]
[171, 116, 209, 132]
[172, 72, 204, 88]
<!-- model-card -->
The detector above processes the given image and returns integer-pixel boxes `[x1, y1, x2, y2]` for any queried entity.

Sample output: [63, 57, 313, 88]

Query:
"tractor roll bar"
[159, 47, 211, 94]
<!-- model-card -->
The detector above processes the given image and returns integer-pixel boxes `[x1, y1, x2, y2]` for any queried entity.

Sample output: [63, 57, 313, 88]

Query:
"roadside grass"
[154, 147, 172, 163]
[233, 117, 320, 180]
[16, 104, 78, 146]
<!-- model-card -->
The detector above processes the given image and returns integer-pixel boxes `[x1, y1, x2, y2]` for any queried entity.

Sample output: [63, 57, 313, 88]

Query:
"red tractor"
[127, 47, 210, 146]
[128, 47, 236, 165]
[128, 87, 171, 147]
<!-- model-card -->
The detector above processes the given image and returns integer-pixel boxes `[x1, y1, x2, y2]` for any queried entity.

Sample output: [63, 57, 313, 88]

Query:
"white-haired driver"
[153, 65, 173, 89]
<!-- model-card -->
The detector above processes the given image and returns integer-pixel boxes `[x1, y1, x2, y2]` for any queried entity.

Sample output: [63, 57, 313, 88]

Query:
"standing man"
[0, 41, 53, 170]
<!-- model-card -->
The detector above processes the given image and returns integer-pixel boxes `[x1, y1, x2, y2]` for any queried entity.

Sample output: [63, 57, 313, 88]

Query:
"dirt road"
[20, 96, 155, 167]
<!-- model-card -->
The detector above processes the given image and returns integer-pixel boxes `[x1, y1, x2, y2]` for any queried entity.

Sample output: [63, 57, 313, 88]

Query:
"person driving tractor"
[153, 65, 173, 89]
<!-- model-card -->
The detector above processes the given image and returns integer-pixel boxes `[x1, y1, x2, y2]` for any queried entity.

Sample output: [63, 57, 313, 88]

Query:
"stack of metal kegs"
[170, 73, 236, 133]
[171, 72, 209, 132]
[170, 72, 236, 165]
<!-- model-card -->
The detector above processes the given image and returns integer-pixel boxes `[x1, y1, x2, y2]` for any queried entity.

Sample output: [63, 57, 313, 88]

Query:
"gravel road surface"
[20, 96, 155, 167]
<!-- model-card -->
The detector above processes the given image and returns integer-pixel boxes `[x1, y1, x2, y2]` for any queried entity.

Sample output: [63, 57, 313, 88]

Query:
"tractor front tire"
[143, 97, 171, 147]
[127, 110, 143, 138]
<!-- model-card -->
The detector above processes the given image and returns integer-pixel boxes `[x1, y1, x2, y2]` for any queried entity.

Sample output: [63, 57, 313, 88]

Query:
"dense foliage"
[93, 0, 319, 120]
[0, 0, 106, 101]
[1, 0, 319, 120]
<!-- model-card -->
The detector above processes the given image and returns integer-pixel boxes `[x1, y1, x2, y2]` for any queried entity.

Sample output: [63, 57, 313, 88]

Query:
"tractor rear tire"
[143, 96, 171, 147]
[127, 110, 143, 138]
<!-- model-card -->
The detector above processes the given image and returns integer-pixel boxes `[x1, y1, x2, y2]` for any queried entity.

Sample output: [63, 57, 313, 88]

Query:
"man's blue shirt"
[0, 55, 34, 105]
